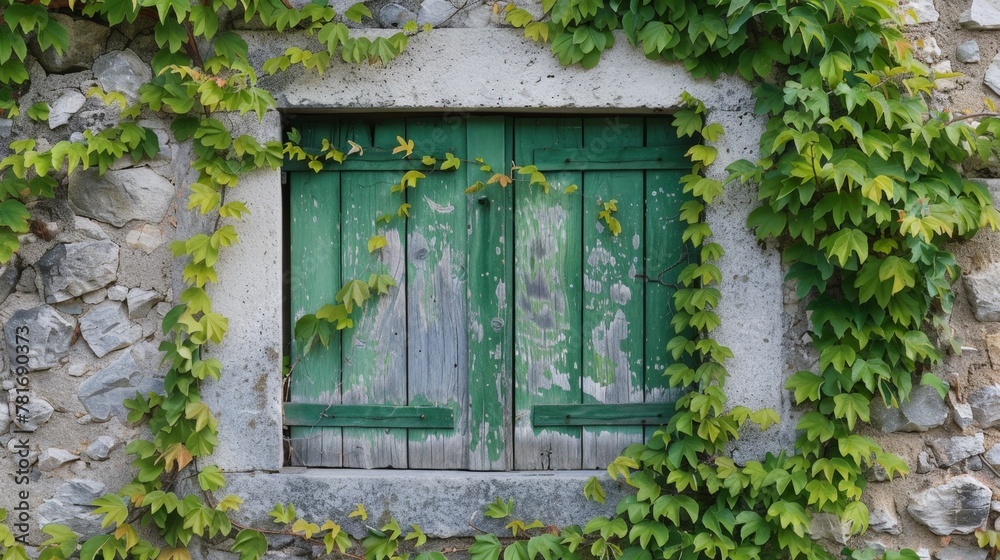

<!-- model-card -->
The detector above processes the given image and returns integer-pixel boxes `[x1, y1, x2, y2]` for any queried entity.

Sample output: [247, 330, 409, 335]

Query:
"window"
[284, 115, 693, 470]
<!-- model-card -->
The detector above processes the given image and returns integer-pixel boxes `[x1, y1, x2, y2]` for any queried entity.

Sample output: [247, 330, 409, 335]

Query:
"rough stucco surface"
[202, 112, 284, 473]
[224, 470, 634, 538]
[251, 29, 752, 113]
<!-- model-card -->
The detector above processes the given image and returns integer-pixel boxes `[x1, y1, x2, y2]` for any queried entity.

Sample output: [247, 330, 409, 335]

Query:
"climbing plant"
[1, 0, 1000, 559]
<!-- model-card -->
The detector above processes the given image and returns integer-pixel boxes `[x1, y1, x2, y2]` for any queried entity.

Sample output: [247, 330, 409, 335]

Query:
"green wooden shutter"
[511, 116, 690, 470]
[285, 115, 690, 470]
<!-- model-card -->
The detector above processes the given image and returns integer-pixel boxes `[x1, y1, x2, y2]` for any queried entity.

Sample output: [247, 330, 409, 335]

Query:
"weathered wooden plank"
[284, 404, 455, 428]
[581, 117, 647, 469]
[467, 116, 513, 471]
[513, 117, 584, 470]
[405, 117, 471, 469]
[533, 146, 689, 171]
[288, 159, 343, 467]
[340, 119, 409, 468]
[532, 403, 675, 426]
[644, 118, 692, 440]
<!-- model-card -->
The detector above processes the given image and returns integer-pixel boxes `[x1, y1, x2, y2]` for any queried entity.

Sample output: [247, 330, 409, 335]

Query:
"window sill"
[222, 469, 631, 538]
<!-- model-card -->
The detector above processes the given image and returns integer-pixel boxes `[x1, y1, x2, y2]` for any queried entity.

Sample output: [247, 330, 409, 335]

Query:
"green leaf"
[195, 466, 227, 493]
[337, 279, 370, 313]
[878, 256, 916, 295]
[27, 102, 49, 122]
[583, 476, 605, 504]
[344, 3, 372, 23]
[231, 530, 267, 560]
[819, 51, 851, 87]
[92, 495, 129, 528]
[819, 228, 868, 267]
[367, 273, 396, 295]
[369, 37, 397, 65]
[832, 393, 870, 430]
[785, 371, 822, 404]
[268, 503, 297, 524]
[484, 497, 514, 519]
[469, 535, 502, 560]
[441, 152, 461, 170]
[368, 235, 387, 253]
[0, 28, 28, 65]
[874, 451, 909, 480]
[0, 199, 30, 232]
[404, 525, 427, 547]
[80, 535, 124, 560]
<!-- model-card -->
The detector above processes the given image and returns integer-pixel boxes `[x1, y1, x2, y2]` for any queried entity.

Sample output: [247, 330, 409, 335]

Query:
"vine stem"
[945, 111, 1000, 125]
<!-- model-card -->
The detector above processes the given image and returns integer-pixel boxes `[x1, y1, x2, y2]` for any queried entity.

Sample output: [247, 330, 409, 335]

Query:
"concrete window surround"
[199, 28, 786, 536]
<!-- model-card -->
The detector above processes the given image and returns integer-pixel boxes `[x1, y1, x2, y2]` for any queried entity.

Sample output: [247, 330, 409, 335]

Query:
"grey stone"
[69, 168, 177, 227]
[79, 301, 142, 358]
[987, 55, 1000, 97]
[929, 434, 985, 467]
[0, 253, 21, 305]
[869, 384, 948, 432]
[907, 475, 992, 535]
[958, 40, 981, 63]
[378, 4, 417, 28]
[15, 267, 35, 294]
[935, 547, 988, 560]
[126, 288, 164, 319]
[125, 224, 165, 253]
[38, 448, 80, 471]
[53, 479, 106, 504]
[865, 462, 888, 482]
[418, 0, 456, 26]
[918, 36, 941, 62]
[53, 298, 83, 315]
[932, 60, 957, 92]
[964, 267, 1000, 320]
[917, 451, 936, 474]
[107, 285, 128, 301]
[807, 513, 850, 544]
[37, 479, 106, 537]
[78, 349, 163, 421]
[968, 386, 1000, 428]
[92, 49, 151, 102]
[36, 240, 119, 303]
[82, 287, 107, 305]
[12, 396, 54, 432]
[949, 393, 975, 430]
[0, 118, 11, 139]
[47, 90, 87, 129]
[74, 217, 109, 241]
[900, 0, 939, 23]
[0, 398, 9, 433]
[32, 13, 110, 73]
[85, 436, 116, 461]
[961, 0, 1000, 28]
[986, 443, 1000, 467]
[5, 305, 76, 371]
[869, 500, 901, 535]
[967, 455, 983, 471]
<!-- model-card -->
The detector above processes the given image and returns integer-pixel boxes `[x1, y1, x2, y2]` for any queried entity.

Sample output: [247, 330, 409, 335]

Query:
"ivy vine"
[1, 0, 1000, 559]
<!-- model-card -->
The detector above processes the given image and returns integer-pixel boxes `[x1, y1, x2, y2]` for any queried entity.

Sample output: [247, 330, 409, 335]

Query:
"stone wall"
[0, 1, 998, 560]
